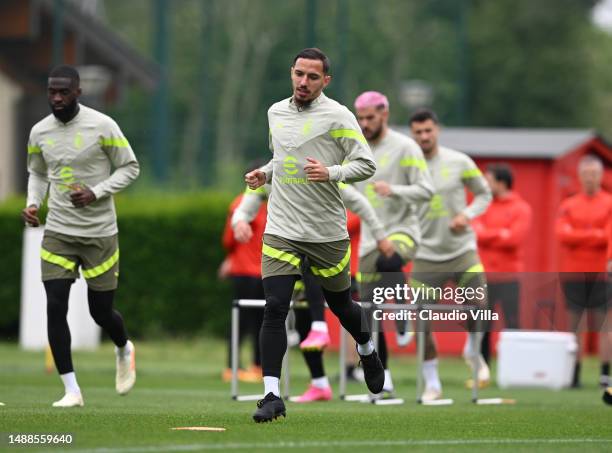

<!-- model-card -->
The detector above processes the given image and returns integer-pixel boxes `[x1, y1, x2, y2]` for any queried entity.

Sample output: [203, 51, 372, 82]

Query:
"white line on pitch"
[52, 438, 612, 453]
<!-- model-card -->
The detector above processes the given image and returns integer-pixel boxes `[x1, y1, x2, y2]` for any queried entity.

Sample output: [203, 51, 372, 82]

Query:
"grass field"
[1, 338, 611, 452]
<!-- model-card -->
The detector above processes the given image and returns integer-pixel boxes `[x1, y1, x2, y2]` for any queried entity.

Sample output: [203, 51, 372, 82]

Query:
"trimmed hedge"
[0, 193, 234, 339]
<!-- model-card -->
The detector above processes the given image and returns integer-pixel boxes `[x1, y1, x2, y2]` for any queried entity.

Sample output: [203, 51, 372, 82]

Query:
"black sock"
[322, 287, 370, 345]
[295, 298, 325, 378]
[481, 331, 491, 364]
[572, 362, 581, 387]
[378, 332, 388, 369]
[87, 288, 128, 347]
[44, 279, 74, 375]
[602, 362, 610, 376]
[260, 275, 297, 377]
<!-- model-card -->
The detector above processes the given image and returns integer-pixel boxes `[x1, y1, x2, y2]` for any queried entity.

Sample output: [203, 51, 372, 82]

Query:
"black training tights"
[260, 275, 370, 377]
[45, 279, 127, 375]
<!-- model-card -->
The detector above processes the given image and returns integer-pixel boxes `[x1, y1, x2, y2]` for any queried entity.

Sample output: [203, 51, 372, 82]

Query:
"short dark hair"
[486, 163, 514, 189]
[409, 108, 439, 125]
[49, 65, 80, 86]
[292, 48, 330, 74]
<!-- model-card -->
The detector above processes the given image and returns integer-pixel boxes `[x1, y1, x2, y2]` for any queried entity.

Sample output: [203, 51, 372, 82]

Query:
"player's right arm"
[22, 130, 49, 227]
[245, 160, 272, 189]
[245, 129, 274, 189]
[387, 143, 434, 203]
[231, 187, 267, 243]
[339, 183, 385, 240]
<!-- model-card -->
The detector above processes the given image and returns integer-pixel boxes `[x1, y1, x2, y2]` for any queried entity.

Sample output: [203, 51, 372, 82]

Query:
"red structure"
[328, 128, 612, 355]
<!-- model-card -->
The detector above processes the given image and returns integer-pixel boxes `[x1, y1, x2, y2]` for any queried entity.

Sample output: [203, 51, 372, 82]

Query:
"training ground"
[1, 339, 611, 452]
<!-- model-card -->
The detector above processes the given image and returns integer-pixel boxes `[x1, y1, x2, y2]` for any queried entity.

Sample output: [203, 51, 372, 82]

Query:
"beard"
[293, 93, 313, 110]
[365, 125, 383, 141]
[50, 99, 79, 123]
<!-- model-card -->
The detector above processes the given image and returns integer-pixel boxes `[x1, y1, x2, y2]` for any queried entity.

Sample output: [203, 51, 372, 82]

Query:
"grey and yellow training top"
[26, 104, 140, 237]
[261, 92, 376, 243]
[416, 146, 491, 262]
[353, 129, 434, 258]
[232, 183, 386, 242]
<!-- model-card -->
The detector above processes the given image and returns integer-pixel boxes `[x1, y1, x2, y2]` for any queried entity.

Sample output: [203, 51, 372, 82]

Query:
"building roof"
[394, 126, 604, 159]
[35, 0, 159, 90]
[0, 0, 158, 91]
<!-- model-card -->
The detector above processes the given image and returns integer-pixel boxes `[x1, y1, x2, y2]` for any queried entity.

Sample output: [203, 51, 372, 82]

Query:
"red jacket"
[222, 194, 267, 277]
[608, 219, 612, 261]
[473, 191, 532, 273]
[555, 190, 612, 273]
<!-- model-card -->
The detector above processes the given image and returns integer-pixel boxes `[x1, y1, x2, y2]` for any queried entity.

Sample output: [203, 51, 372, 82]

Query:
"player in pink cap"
[354, 91, 389, 112]
[351, 90, 435, 400]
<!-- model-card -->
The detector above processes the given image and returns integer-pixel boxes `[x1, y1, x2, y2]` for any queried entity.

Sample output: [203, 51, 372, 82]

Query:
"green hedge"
[0, 193, 235, 339]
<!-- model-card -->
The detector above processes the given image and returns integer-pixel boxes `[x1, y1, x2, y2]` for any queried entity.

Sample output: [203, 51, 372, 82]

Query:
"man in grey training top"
[353, 91, 434, 398]
[409, 109, 492, 402]
[245, 48, 385, 422]
[22, 65, 139, 407]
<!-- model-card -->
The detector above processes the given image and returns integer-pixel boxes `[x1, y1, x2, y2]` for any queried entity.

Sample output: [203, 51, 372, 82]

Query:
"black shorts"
[561, 273, 609, 312]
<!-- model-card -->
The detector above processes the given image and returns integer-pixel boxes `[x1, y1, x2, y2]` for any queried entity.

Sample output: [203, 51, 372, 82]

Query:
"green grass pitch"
[1, 339, 611, 452]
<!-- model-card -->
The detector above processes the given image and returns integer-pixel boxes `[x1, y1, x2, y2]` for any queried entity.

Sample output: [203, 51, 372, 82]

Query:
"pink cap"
[354, 91, 389, 110]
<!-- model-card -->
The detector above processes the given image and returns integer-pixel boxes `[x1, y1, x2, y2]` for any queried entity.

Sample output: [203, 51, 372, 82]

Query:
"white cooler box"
[497, 330, 577, 390]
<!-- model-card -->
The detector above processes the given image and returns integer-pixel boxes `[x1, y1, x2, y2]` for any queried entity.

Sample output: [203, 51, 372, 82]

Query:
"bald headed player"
[22, 65, 139, 407]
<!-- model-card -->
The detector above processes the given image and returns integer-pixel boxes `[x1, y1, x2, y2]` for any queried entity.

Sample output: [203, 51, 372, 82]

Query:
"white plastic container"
[497, 330, 577, 390]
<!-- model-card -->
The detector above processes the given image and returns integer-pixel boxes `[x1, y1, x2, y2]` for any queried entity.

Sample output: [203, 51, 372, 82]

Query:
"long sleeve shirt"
[232, 183, 384, 241]
[416, 146, 492, 262]
[353, 129, 434, 257]
[261, 93, 376, 242]
[26, 104, 139, 237]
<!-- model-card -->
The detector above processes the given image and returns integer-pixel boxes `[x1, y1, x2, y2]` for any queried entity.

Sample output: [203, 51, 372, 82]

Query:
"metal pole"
[471, 316, 482, 403]
[305, 0, 317, 47]
[416, 309, 425, 403]
[339, 327, 347, 399]
[152, 0, 169, 183]
[230, 303, 240, 399]
[456, 0, 469, 125]
[52, 0, 65, 65]
[335, 0, 348, 104]
[199, 0, 213, 184]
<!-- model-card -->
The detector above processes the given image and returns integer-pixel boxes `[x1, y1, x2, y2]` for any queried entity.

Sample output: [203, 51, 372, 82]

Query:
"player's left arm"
[339, 183, 385, 241]
[90, 119, 140, 201]
[326, 110, 376, 183]
[460, 157, 491, 221]
[387, 143, 434, 203]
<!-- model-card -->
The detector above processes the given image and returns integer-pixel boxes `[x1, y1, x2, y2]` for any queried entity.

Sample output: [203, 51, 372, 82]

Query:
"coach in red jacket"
[556, 154, 612, 388]
[473, 163, 532, 364]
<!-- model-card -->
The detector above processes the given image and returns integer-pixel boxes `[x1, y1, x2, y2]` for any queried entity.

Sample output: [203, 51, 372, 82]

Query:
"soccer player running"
[22, 66, 139, 407]
[353, 91, 434, 397]
[232, 179, 388, 402]
[409, 109, 492, 402]
[245, 48, 385, 422]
